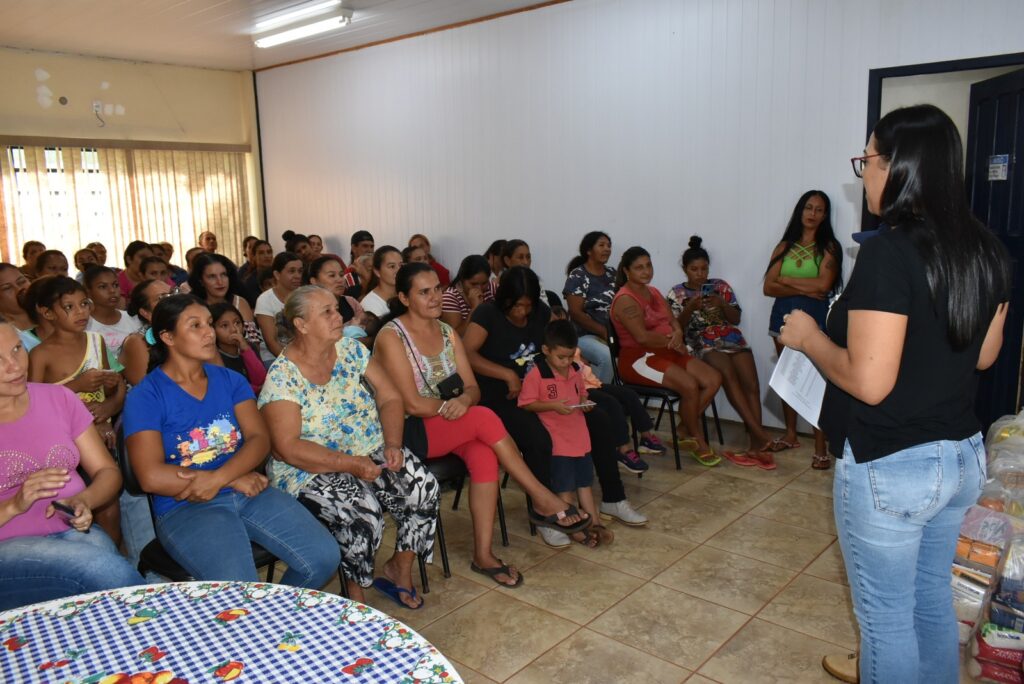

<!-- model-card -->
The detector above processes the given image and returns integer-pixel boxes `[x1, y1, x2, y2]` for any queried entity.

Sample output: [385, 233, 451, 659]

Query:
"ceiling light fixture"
[254, 8, 353, 48]
[254, 0, 342, 33]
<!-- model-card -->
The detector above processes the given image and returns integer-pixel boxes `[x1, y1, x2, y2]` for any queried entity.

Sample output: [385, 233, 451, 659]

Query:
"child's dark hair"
[147, 294, 207, 371]
[544, 319, 578, 350]
[35, 275, 86, 312]
[209, 300, 242, 326]
[127, 279, 159, 318]
[681, 235, 710, 268]
[83, 265, 116, 289]
[139, 255, 167, 275]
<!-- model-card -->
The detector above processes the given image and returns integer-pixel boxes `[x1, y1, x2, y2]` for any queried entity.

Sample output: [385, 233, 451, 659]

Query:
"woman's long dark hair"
[187, 252, 241, 302]
[500, 239, 528, 268]
[147, 294, 207, 372]
[873, 104, 1011, 349]
[615, 246, 650, 290]
[566, 231, 611, 275]
[452, 255, 490, 287]
[765, 190, 843, 293]
[494, 266, 541, 314]
[379, 262, 436, 327]
[282, 230, 310, 254]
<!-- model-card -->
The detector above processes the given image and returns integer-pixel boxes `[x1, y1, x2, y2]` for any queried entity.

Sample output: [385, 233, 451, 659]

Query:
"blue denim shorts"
[550, 454, 593, 493]
[769, 295, 828, 336]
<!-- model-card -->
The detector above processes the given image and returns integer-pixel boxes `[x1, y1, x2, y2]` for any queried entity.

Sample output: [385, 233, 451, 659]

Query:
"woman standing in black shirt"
[779, 105, 1010, 684]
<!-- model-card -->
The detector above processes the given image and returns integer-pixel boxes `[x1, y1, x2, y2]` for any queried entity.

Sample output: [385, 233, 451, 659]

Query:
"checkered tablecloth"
[0, 581, 461, 683]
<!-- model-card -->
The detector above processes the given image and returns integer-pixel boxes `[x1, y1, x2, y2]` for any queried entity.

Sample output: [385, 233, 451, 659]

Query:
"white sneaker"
[600, 500, 648, 526]
[537, 526, 571, 548]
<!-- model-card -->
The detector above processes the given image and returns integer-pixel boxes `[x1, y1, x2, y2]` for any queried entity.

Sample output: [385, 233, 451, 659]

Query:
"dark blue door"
[966, 68, 1024, 430]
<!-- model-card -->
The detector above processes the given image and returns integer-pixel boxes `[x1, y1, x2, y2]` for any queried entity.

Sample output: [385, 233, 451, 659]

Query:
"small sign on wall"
[989, 154, 1010, 181]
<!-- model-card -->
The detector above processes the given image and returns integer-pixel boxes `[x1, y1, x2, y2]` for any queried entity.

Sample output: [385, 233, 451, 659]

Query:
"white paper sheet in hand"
[769, 347, 826, 429]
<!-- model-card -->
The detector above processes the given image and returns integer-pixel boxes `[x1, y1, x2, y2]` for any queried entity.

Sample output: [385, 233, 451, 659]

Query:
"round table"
[0, 581, 461, 683]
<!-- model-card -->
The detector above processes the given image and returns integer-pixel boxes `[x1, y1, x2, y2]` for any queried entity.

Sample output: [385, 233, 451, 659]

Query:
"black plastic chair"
[116, 433, 279, 582]
[418, 453, 510, 582]
[606, 321, 723, 470]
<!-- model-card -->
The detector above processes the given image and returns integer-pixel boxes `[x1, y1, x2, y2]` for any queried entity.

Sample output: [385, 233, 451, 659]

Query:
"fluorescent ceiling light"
[254, 8, 353, 48]
[254, 0, 341, 33]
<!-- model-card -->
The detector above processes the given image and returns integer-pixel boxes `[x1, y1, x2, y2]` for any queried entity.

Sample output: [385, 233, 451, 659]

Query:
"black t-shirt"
[820, 228, 984, 462]
[469, 300, 551, 406]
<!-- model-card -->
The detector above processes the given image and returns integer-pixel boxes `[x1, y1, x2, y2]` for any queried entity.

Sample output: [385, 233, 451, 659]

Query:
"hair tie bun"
[282, 230, 296, 241]
[688, 236, 703, 249]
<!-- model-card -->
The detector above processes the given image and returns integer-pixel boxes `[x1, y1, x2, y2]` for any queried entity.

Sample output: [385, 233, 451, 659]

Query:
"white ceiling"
[0, 0, 552, 71]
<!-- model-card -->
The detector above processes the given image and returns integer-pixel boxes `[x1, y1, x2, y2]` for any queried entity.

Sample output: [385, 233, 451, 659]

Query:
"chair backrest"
[115, 427, 144, 497]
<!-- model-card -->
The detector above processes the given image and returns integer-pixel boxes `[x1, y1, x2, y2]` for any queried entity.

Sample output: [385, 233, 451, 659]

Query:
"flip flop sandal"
[470, 560, 524, 587]
[812, 453, 832, 470]
[592, 525, 614, 546]
[677, 437, 701, 451]
[773, 438, 800, 450]
[372, 577, 422, 610]
[528, 503, 591, 533]
[722, 451, 760, 467]
[758, 440, 789, 453]
[750, 452, 777, 470]
[572, 528, 600, 548]
[692, 449, 721, 467]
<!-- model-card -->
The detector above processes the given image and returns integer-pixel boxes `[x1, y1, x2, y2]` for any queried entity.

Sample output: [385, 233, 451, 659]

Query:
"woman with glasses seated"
[121, 279, 173, 386]
[124, 294, 339, 586]
[763, 190, 842, 470]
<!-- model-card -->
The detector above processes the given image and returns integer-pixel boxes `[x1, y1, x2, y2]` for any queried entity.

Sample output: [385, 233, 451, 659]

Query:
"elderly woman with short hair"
[259, 285, 439, 610]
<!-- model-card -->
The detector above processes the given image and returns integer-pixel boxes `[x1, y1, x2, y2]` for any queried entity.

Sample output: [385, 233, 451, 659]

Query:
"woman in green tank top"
[763, 190, 842, 469]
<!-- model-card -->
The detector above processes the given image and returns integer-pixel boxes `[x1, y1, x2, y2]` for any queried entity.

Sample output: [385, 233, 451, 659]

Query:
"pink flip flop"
[722, 451, 760, 468]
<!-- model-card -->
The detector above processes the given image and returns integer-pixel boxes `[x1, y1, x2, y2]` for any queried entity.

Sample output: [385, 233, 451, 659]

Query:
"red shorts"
[617, 347, 691, 387]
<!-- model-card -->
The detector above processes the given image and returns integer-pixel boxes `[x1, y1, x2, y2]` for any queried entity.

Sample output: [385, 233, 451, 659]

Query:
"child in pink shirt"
[518, 320, 613, 547]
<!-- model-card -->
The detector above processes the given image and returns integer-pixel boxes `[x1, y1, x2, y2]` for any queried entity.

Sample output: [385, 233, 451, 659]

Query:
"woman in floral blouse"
[666, 236, 779, 468]
[259, 286, 439, 610]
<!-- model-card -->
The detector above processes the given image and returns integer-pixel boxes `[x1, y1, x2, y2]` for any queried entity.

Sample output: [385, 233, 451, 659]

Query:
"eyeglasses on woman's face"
[850, 153, 883, 179]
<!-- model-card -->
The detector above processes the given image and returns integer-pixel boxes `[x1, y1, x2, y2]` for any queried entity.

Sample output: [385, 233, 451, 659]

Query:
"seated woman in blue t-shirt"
[123, 294, 339, 585]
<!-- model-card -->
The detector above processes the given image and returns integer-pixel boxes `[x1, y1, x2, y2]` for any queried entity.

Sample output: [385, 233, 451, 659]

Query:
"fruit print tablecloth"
[0, 581, 460, 683]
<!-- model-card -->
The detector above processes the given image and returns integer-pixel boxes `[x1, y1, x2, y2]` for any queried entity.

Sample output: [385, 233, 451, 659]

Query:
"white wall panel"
[257, 0, 1024, 427]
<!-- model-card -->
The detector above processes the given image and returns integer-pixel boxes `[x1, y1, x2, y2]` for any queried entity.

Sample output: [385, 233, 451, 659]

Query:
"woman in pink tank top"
[610, 247, 723, 466]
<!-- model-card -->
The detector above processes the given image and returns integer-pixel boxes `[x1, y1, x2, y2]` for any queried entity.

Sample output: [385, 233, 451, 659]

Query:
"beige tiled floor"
[315, 421, 977, 682]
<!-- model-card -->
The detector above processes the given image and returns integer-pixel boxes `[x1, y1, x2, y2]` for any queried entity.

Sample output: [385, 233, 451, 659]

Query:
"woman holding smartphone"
[667, 236, 777, 467]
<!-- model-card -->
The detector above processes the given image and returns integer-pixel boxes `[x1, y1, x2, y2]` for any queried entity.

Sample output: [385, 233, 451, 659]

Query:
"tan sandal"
[812, 453, 832, 470]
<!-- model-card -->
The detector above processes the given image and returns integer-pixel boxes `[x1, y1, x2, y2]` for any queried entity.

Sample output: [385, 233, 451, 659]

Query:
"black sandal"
[528, 504, 591, 533]
[470, 560, 524, 587]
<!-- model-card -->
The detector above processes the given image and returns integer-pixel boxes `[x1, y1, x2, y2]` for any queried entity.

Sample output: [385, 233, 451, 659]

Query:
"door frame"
[861, 51, 1024, 231]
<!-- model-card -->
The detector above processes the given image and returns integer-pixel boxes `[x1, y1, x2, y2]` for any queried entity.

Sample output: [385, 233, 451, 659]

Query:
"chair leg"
[525, 494, 536, 536]
[702, 409, 710, 443]
[654, 399, 666, 431]
[265, 561, 276, 583]
[669, 408, 681, 470]
[337, 566, 349, 598]
[712, 397, 724, 444]
[497, 488, 510, 547]
[435, 512, 451, 579]
[452, 476, 465, 511]
[501, 471, 510, 490]
[418, 554, 430, 595]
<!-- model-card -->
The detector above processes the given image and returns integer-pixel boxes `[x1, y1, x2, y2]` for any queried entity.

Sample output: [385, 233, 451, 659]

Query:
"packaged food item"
[974, 631, 1024, 668]
[967, 657, 1024, 684]
[981, 623, 1024, 651]
[990, 600, 1024, 632]
[1001, 537, 1024, 595]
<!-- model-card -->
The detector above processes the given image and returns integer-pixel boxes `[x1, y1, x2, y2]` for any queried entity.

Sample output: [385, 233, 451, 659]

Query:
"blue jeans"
[156, 487, 340, 588]
[834, 435, 986, 684]
[0, 526, 145, 610]
[577, 334, 614, 385]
